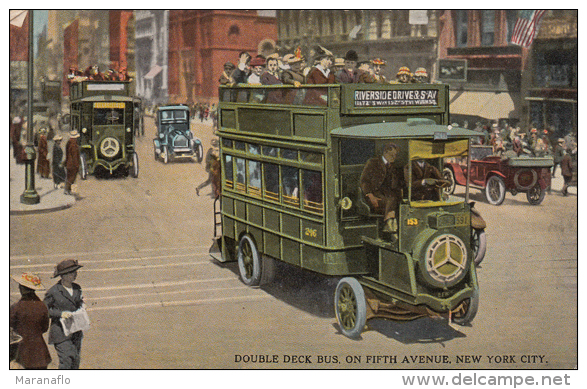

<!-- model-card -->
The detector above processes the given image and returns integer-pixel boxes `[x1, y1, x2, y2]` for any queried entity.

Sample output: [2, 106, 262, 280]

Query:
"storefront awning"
[449, 91, 519, 120]
[144, 65, 162, 80]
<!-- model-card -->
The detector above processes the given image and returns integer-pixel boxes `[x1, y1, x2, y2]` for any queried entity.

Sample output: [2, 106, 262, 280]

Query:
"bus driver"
[360, 143, 402, 233]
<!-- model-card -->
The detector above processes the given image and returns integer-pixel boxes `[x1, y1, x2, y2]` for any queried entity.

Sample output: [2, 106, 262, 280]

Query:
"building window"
[481, 11, 495, 46]
[228, 25, 240, 36]
[456, 10, 468, 47]
[534, 50, 575, 88]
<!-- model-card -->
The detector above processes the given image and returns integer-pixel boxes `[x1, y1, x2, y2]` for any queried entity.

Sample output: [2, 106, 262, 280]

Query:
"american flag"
[511, 10, 546, 48]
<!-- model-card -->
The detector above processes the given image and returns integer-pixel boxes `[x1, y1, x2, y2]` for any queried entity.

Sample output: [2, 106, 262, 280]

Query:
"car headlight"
[159, 133, 164, 139]
[126, 127, 132, 133]
[82, 128, 87, 133]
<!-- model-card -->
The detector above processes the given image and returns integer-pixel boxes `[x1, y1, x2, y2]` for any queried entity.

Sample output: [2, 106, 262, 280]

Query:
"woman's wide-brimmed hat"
[53, 134, 63, 141]
[11, 272, 45, 290]
[53, 259, 83, 278]
[69, 130, 80, 138]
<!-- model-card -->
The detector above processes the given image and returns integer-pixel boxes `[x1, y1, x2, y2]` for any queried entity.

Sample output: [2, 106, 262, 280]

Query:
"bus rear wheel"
[334, 277, 367, 338]
[237, 235, 262, 286]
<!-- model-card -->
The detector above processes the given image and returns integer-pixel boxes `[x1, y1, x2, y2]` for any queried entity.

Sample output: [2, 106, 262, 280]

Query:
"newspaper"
[60, 308, 91, 337]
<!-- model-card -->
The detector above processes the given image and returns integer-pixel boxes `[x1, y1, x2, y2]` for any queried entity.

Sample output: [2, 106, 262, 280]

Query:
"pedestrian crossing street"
[9, 245, 271, 312]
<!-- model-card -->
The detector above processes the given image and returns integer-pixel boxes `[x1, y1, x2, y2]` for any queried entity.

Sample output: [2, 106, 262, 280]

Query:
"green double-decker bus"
[214, 82, 487, 338]
[69, 80, 141, 178]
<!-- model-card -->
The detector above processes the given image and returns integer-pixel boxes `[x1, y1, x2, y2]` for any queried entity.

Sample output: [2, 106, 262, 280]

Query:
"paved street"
[9, 117, 577, 371]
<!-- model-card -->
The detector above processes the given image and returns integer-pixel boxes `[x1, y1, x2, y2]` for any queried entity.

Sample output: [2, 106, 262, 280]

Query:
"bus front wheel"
[334, 277, 367, 339]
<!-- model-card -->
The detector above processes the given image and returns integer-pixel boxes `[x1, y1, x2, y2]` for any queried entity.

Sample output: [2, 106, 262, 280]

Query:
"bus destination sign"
[354, 89, 438, 107]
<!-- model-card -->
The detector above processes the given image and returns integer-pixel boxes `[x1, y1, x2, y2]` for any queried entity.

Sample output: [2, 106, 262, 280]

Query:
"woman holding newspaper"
[44, 259, 88, 369]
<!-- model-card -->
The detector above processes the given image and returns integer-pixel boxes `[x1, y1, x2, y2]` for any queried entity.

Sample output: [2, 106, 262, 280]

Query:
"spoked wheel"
[237, 235, 262, 286]
[442, 168, 456, 195]
[334, 277, 367, 339]
[471, 228, 487, 266]
[452, 289, 480, 326]
[484, 175, 506, 205]
[526, 185, 546, 205]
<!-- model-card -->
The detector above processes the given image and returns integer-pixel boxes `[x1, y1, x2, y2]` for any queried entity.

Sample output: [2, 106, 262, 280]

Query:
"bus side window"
[248, 160, 262, 197]
[224, 155, 234, 189]
[282, 165, 299, 206]
[263, 162, 279, 201]
[303, 170, 323, 213]
[235, 157, 246, 192]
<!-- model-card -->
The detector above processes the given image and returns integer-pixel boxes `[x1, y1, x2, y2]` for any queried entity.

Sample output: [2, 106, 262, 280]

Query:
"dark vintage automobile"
[153, 105, 203, 163]
[443, 146, 553, 206]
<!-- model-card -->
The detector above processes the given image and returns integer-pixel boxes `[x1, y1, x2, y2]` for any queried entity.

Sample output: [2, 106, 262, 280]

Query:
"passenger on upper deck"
[370, 58, 388, 83]
[219, 62, 236, 85]
[333, 57, 345, 74]
[232, 52, 252, 84]
[261, 55, 282, 85]
[357, 61, 374, 83]
[306, 46, 336, 84]
[281, 53, 306, 87]
[394, 66, 413, 84]
[247, 56, 266, 85]
[335, 50, 360, 84]
[412, 67, 429, 83]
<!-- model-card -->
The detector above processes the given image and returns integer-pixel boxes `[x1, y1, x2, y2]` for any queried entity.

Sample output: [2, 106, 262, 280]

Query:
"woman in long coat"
[52, 135, 66, 188]
[10, 272, 52, 369]
[64, 130, 80, 195]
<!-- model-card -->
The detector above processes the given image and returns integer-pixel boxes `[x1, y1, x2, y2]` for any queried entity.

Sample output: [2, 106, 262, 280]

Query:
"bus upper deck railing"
[218, 83, 449, 116]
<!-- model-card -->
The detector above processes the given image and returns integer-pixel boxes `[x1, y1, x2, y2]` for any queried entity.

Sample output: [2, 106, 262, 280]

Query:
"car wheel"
[80, 154, 88, 180]
[237, 235, 262, 286]
[334, 277, 367, 339]
[471, 228, 486, 266]
[130, 152, 139, 178]
[452, 289, 480, 326]
[162, 146, 169, 164]
[484, 175, 506, 205]
[442, 167, 456, 195]
[526, 185, 546, 205]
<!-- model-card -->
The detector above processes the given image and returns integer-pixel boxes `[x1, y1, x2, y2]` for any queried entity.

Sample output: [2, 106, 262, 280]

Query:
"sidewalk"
[9, 155, 76, 215]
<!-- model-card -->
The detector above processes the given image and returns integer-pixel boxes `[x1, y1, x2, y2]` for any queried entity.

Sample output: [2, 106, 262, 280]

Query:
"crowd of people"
[219, 46, 430, 87]
[471, 121, 578, 167]
[10, 115, 81, 195]
[67, 65, 131, 83]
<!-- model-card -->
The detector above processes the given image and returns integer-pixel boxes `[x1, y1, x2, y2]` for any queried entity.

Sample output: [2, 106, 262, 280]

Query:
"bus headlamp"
[339, 197, 352, 210]
[420, 233, 469, 289]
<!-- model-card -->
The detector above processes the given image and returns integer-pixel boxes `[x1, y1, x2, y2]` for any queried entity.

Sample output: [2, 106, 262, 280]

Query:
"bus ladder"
[213, 196, 221, 239]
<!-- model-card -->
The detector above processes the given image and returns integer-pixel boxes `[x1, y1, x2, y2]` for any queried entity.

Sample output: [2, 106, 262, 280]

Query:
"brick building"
[167, 10, 277, 104]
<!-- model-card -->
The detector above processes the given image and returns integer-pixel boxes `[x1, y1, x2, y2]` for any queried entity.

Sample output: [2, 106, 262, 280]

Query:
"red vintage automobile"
[443, 146, 553, 205]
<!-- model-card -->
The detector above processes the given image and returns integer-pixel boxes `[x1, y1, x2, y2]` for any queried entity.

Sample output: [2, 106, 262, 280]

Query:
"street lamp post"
[20, 9, 40, 204]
